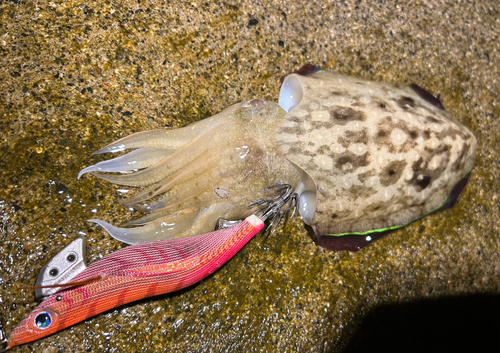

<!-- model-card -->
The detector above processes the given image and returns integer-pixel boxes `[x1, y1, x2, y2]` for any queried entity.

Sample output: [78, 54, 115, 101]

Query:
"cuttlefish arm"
[79, 100, 303, 244]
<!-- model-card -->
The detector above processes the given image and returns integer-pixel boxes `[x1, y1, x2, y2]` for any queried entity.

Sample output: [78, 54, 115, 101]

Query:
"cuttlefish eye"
[279, 75, 303, 113]
[298, 190, 316, 224]
[34, 311, 52, 329]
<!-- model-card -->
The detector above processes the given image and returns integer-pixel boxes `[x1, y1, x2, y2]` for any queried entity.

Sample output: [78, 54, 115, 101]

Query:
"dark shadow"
[340, 293, 500, 353]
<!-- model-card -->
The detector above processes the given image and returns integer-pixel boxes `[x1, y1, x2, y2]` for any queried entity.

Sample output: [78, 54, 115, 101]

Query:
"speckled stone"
[0, 0, 499, 352]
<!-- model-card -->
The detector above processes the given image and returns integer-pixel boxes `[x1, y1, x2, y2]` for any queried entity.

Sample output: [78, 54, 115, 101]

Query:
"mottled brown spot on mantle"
[375, 116, 421, 152]
[279, 126, 306, 136]
[438, 126, 472, 141]
[334, 151, 370, 170]
[377, 129, 388, 138]
[379, 160, 407, 186]
[396, 96, 416, 110]
[416, 175, 431, 189]
[326, 90, 345, 96]
[348, 184, 378, 200]
[451, 142, 471, 172]
[370, 97, 392, 112]
[426, 115, 441, 124]
[363, 200, 398, 215]
[329, 106, 366, 125]
[357, 169, 377, 184]
[338, 128, 368, 148]
[425, 144, 450, 155]
[407, 143, 450, 191]
[317, 145, 330, 154]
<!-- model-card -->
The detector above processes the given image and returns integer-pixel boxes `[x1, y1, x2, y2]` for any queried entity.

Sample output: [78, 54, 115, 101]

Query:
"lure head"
[276, 65, 477, 250]
[4, 306, 61, 350]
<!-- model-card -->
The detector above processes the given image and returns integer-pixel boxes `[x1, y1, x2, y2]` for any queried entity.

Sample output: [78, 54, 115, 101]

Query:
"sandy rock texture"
[0, 0, 498, 352]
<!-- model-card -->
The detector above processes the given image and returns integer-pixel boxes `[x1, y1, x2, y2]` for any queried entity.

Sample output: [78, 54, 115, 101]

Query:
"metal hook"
[216, 183, 298, 236]
[251, 183, 298, 231]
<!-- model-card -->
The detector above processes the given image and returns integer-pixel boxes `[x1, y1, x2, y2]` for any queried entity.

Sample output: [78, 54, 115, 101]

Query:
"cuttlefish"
[79, 65, 476, 251]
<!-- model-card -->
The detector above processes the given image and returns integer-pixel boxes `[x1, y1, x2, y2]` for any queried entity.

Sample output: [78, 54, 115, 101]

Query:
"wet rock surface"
[1, 1, 499, 352]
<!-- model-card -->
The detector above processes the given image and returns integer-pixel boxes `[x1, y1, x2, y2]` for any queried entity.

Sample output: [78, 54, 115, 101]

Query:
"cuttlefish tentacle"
[119, 158, 222, 211]
[88, 202, 236, 244]
[119, 148, 222, 207]
[87, 131, 222, 187]
[91, 121, 219, 155]
[82, 100, 302, 244]
[123, 186, 224, 226]
[123, 170, 232, 224]
[88, 207, 198, 243]
[77, 147, 174, 179]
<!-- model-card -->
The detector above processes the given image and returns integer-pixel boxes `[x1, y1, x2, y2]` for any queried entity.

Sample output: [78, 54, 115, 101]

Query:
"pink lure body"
[4, 215, 264, 350]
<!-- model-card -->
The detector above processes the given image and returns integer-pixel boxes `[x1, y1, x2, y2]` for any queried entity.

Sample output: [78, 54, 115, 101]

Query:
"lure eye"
[34, 311, 52, 329]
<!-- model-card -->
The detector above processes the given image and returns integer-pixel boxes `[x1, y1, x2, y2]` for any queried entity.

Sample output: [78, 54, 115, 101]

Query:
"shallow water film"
[1, 1, 499, 352]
